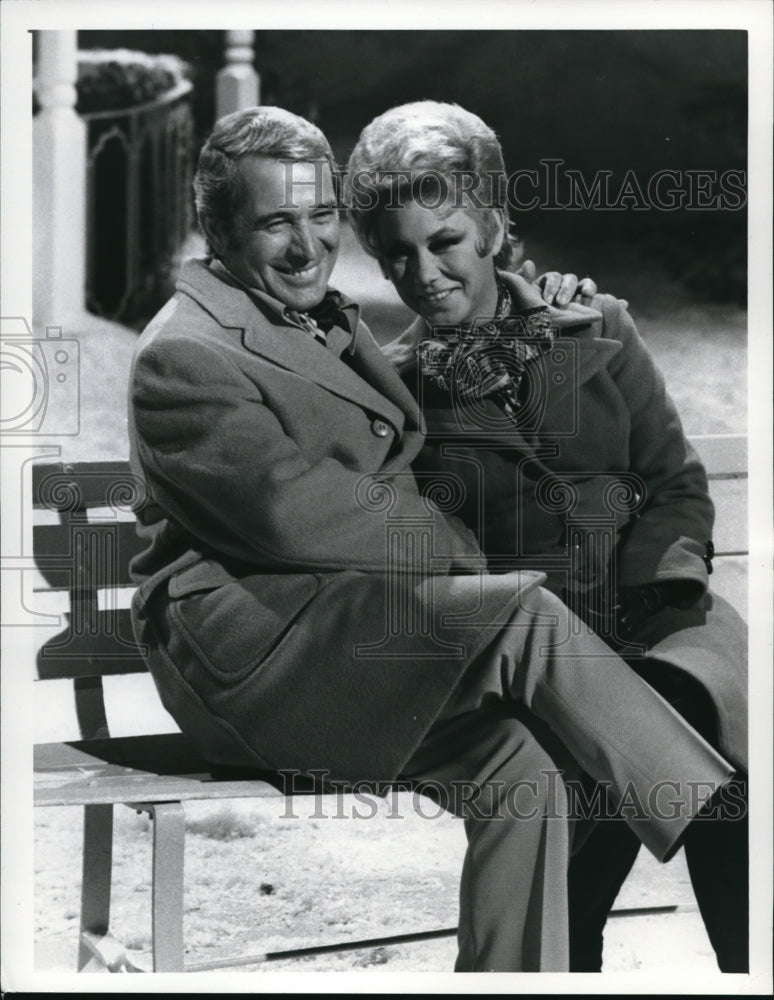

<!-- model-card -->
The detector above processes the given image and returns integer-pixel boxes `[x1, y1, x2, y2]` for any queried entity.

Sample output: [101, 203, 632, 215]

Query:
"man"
[128, 106, 734, 972]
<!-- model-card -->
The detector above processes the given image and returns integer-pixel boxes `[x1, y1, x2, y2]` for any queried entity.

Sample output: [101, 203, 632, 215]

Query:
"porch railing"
[82, 80, 195, 326]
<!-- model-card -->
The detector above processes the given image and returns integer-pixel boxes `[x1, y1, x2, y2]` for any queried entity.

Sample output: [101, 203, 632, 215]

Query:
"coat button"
[371, 418, 391, 438]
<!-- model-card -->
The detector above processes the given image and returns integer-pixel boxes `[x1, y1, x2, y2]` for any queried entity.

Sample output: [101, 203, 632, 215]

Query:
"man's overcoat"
[129, 260, 538, 782]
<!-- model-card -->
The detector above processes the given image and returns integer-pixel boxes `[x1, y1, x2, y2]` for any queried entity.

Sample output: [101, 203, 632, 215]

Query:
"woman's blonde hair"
[346, 101, 519, 268]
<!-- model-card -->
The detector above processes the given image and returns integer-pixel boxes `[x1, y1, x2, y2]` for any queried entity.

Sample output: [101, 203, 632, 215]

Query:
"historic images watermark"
[279, 160, 747, 213]
[277, 769, 747, 823]
[1, 320, 147, 653]
[0, 317, 81, 436]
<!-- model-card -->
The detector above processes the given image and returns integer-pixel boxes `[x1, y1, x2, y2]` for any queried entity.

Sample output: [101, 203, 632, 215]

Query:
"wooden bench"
[31, 436, 748, 972]
[30, 460, 450, 973]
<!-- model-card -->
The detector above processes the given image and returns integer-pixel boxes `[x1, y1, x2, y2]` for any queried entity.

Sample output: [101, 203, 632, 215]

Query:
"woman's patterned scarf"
[414, 277, 556, 424]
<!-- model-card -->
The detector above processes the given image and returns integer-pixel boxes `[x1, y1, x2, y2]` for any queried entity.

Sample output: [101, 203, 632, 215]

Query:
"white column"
[216, 30, 259, 120]
[33, 31, 87, 327]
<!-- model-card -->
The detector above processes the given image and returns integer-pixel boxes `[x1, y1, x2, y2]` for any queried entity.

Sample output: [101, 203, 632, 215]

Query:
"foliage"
[78, 30, 223, 143]
[75, 49, 191, 114]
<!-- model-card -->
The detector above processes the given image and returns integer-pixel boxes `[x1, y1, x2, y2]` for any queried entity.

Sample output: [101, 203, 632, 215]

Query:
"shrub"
[75, 48, 191, 114]
[185, 805, 259, 841]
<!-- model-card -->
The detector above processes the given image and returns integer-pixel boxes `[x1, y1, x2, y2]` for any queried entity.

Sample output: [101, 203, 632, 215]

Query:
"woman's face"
[377, 200, 503, 326]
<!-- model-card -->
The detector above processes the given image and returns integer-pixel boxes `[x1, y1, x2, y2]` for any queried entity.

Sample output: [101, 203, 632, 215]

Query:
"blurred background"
[31, 29, 747, 458]
[75, 29, 747, 308]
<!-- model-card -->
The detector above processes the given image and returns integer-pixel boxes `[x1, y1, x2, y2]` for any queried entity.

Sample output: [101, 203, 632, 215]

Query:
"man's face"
[218, 157, 340, 312]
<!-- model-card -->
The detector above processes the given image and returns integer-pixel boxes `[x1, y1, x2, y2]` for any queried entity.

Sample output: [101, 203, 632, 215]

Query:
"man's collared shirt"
[208, 257, 358, 360]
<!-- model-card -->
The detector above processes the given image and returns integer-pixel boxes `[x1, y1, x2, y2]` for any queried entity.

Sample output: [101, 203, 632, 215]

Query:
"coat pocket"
[168, 572, 319, 684]
[167, 558, 241, 597]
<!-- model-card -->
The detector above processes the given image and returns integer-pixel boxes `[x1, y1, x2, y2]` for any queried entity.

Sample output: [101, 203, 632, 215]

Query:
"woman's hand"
[615, 581, 704, 642]
[517, 259, 598, 307]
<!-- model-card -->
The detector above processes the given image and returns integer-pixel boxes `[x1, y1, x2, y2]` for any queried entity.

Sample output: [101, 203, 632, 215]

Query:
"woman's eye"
[430, 238, 460, 252]
[312, 209, 336, 223]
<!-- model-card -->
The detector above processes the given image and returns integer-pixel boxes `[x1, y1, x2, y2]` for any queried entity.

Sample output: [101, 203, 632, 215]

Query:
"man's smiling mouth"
[278, 262, 324, 282]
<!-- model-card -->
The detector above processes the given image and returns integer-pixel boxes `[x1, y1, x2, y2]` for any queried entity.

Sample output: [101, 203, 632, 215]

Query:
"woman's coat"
[384, 273, 747, 770]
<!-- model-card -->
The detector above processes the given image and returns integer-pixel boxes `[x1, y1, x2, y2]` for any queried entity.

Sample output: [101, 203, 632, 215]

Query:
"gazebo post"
[216, 31, 260, 120]
[33, 30, 87, 327]
[215, 31, 259, 118]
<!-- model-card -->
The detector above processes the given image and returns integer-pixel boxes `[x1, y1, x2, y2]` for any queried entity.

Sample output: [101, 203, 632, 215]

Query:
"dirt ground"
[34, 792, 717, 975]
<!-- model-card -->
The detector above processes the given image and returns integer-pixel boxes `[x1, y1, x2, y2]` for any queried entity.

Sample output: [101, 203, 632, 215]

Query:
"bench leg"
[148, 802, 185, 972]
[78, 803, 113, 971]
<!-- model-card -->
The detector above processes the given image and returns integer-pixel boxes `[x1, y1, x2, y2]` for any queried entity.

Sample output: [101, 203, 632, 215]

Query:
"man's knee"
[438, 722, 571, 823]
[515, 584, 568, 623]
[508, 585, 589, 660]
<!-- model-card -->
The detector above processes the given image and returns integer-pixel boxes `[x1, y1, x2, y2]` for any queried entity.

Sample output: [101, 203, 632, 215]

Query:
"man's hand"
[517, 259, 598, 307]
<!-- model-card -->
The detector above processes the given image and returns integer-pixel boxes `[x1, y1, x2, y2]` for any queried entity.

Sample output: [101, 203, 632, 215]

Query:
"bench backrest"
[33, 462, 148, 739]
[33, 438, 748, 741]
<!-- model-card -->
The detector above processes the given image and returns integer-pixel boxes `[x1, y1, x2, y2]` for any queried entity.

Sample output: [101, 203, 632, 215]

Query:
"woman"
[347, 100, 748, 972]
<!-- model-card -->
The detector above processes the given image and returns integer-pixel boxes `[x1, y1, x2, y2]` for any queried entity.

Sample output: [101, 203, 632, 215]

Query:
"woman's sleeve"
[598, 295, 714, 593]
[131, 334, 485, 575]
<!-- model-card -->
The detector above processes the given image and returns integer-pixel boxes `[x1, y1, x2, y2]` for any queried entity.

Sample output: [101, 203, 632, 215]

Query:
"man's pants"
[400, 586, 735, 972]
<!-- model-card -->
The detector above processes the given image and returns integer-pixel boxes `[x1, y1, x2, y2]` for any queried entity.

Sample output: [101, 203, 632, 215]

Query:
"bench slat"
[35, 732, 214, 773]
[708, 555, 748, 622]
[37, 609, 147, 679]
[689, 434, 747, 478]
[34, 733, 286, 806]
[708, 478, 748, 556]
[35, 773, 284, 808]
[33, 463, 148, 511]
[34, 521, 144, 591]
